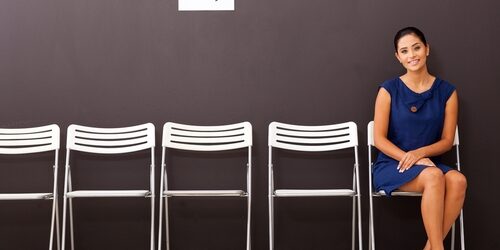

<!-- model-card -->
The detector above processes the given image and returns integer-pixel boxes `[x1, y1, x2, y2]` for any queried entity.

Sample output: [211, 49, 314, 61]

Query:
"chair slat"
[169, 134, 246, 144]
[74, 130, 149, 140]
[71, 124, 152, 134]
[66, 190, 150, 198]
[70, 144, 153, 154]
[166, 122, 249, 132]
[0, 138, 56, 147]
[274, 122, 353, 131]
[0, 124, 58, 134]
[275, 189, 356, 197]
[165, 141, 250, 151]
[168, 129, 244, 138]
[275, 129, 350, 138]
[275, 134, 352, 145]
[74, 137, 150, 147]
[0, 130, 55, 140]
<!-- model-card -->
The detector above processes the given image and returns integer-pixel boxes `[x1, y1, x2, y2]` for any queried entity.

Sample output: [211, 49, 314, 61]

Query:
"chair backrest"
[268, 121, 358, 152]
[163, 122, 252, 151]
[367, 121, 459, 147]
[0, 124, 60, 154]
[67, 123, 155, 154]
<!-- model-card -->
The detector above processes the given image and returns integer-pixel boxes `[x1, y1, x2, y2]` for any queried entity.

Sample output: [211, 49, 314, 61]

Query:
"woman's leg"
[399, 167, 445, 250]
[423, 170, 467, 249]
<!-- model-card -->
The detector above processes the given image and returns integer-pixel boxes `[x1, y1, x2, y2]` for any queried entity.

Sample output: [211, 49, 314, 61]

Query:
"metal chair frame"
[0, 124, 60, 250]
[158, 121, 252, 250]
[367, 121, 465, 250]
[268, 121, 363, 250]
[61, 123, 155, 250]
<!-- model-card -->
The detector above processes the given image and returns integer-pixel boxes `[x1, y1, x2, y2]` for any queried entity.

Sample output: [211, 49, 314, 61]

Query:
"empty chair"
[367, 121, 465, 250]
[268, 121, 363, 250]
[0, 124, 60, 250]
[158, 121, 252, 250]
[61, 123, 155, 250]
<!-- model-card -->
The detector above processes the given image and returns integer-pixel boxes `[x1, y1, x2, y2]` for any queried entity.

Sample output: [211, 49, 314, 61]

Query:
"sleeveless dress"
[373, 77, 457, 196]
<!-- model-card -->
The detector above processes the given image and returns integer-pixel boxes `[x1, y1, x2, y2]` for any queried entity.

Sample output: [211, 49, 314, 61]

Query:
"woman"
[373, 27, 467, 250]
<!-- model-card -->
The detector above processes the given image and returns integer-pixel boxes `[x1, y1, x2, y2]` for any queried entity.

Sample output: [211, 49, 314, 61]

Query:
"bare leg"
[423, 170, 467, 250]
[399, 167, 445, 250]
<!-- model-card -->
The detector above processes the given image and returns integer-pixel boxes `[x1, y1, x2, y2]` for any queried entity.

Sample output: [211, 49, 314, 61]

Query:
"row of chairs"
[0, 121, 464, 250]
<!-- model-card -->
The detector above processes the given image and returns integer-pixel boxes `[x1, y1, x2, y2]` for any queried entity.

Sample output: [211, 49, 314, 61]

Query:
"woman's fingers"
[416, 158, 436, 167]
[398, 152, 419, 172]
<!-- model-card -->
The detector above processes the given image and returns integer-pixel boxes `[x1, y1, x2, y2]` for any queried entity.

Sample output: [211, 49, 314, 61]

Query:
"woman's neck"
[402, 69, 434, 90]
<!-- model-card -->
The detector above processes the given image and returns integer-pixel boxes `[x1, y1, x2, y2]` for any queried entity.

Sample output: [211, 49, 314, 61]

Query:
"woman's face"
[395, 33, 430, 72]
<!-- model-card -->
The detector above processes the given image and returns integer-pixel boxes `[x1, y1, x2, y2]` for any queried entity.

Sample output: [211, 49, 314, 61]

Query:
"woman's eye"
[415, 46, 421, 50]
[401, 50, 407, 54]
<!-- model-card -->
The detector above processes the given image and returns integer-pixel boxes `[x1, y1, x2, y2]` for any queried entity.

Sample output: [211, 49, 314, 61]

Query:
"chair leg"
[356, 194, 363, 250]
[451, 223, 456, 250]
[269, 196, 274, 250]
[49, 197, 56, 250]
[61, 196, 68, 250]
[246, 196, 251, 250]
[49, 195, 61, 250]
[61, 167, 71, 250]
[460, 209, 465, 250]
[351, 197, 356, 250]
[150, 195, 155, 250]
[55, 198, 61, 250]
[368, 195, 375, 250]
[165, 196, 170, 250]
[69, 197, 75, 250]
[158, 194, 164, 250]
[368, 213, 372, 250]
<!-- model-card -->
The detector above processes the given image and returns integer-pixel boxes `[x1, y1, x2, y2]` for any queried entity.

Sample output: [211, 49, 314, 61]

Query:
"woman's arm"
[373, 88, 408, 161]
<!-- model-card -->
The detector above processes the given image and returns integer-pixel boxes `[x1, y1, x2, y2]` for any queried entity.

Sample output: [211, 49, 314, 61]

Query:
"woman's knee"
[446, 171, 467, 194]
[420, 167, 445, 187]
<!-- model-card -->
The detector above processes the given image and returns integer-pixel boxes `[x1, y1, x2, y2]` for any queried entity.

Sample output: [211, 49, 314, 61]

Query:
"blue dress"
[373, 77, 456, 196]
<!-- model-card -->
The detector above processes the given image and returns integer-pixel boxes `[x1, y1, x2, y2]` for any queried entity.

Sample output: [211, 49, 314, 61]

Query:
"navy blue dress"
[373, 77, 456, 196]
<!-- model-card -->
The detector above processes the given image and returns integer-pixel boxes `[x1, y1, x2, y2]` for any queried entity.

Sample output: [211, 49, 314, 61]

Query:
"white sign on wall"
[178, 0, 235, 11]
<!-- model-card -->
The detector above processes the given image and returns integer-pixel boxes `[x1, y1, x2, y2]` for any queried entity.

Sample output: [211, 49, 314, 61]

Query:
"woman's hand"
[398, 149, 425, 172]
[415, 158, 436, 167]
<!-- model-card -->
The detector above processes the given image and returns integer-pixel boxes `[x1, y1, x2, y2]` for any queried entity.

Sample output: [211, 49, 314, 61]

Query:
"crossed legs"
[399, 168, 467, 250]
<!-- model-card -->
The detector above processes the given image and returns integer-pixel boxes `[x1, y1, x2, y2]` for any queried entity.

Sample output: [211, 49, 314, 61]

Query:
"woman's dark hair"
[394, 26, 427, 51]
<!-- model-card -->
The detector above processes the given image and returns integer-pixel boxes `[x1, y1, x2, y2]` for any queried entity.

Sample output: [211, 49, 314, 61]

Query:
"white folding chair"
[61, 123, 155, 250]
[158, 121, 252, 250]
[268, 121, 363, 250]
[0, 124, 60, 250]
[367, 121, 465, 250]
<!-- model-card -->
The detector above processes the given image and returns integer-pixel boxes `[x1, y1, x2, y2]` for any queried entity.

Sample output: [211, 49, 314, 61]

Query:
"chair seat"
[165, 190, 246, 197]
[274, 189, 356, 197]
[0, 193, 53, 200]
[66, 190, 151, 198]
[374, 190, 422, 197]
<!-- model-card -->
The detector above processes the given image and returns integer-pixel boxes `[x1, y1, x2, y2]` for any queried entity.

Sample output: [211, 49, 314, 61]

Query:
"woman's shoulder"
[379, 77, 400, 93]
[434, 77, 457, 100]
[435, 77, 456, 90]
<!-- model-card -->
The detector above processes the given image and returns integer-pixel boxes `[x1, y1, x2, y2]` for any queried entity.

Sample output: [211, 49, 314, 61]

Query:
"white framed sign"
[178, 0, 235, 11]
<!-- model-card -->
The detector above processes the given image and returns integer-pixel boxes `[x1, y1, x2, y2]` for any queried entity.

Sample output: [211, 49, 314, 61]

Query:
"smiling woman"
[372, 27, 467, 250]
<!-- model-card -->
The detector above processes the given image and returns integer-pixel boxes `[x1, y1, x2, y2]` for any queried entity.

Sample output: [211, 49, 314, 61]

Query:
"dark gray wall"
[1, 0, 499, 249]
